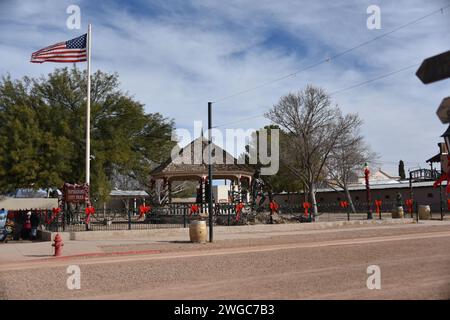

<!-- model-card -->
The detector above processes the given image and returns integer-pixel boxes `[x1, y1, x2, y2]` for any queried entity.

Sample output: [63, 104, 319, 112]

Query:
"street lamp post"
[207, 102, 213, 243]
[364, 163, 372, 220]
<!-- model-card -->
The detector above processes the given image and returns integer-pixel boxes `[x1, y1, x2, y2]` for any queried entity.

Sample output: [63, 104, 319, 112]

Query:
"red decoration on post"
[85, 206, 95, 224]
[339, 201, 349, 209]
[375, 200, 382, 218]
[447, 199, 450, 211]
[189, 204, 199, 217]
[405, 199, 414, 214]
[433, 154, 450, 193]
[139, 205, 151, 219]
[269, 201, 279, 215]
[46, 207, 61, 224]
[235, 203, 244, 221]
[303, 202, 311, 217]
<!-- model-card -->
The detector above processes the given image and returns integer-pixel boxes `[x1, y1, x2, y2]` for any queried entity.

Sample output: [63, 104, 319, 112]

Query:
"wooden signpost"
[416, 51, 450, 221]
[416, 50, 450, 84]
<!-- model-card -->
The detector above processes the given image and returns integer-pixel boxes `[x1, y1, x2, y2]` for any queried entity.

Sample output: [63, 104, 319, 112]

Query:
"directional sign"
[416, 50, 450, 84]
[436, 97, 450, 124]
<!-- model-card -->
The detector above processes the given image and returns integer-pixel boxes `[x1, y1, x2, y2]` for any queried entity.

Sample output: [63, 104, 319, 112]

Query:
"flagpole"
[85, 24, 92, 186]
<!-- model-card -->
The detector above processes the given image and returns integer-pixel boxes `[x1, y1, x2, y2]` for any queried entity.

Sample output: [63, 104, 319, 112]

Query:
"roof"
[150, 136, 254, 178]
[281, 180, 444, 195]
[356, 168, 400, 185]
[109, 190, 149, 197]
[426, 153, 441, 163]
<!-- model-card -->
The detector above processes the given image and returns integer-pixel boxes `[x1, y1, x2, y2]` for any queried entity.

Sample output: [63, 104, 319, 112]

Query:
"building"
[274, 167, 446, 214]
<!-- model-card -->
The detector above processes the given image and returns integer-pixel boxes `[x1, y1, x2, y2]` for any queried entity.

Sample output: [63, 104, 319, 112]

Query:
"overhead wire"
[213, 62, 420, 128]
[211, 4, 450, 104]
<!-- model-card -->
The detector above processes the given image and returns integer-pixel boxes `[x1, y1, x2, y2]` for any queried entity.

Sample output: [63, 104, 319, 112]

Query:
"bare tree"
[265, 85, 362, 216]
[325, 122, 377, 213]
[148, 180, 196, 205]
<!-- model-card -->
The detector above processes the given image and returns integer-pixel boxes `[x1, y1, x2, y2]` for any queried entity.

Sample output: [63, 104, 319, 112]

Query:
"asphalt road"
[1, 223, 449, 299]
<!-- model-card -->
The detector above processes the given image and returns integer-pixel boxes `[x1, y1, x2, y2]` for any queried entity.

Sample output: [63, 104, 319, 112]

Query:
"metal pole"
[85, 24, 92, 185]
[416, 201, 419, 222]
[128, 209, 131, 230]
[440, 184, 444, 221]
[409, 172, 413, 218]
[208, 102, 213, 242]
[365, 164, 372, 220]
[379, 205, 382, 220]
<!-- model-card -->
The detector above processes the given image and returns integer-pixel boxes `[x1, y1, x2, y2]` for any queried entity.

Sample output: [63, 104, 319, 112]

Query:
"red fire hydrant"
[52, 233, 64, 256]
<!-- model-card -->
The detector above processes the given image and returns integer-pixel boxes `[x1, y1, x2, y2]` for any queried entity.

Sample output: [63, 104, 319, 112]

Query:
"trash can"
[418, 205, 431, 220]
[189, 220, 207, 243]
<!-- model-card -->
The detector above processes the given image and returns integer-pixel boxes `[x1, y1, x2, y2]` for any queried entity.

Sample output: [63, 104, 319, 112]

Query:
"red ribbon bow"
[139, 205, 151, 219]
[46, 207, 61, 224]
[269, 201, 279, 215]
[375, 200, 382, 216]
[339, 201, 349, 209]
[189, 204, 199, 217]
[303, 202, 311, 217]
[405, 199, 414, 214]
[85, 206, 95, 224]
[235, 203, 244, 221]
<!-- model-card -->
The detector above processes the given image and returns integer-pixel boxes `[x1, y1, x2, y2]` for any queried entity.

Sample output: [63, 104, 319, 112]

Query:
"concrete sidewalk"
[2, 218, 443, 264]
[40, 217, 415, 241]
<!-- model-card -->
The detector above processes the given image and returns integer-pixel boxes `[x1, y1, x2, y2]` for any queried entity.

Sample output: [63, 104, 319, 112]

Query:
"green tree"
[0, 67, 175, 201]
[241, 125, 304, 194]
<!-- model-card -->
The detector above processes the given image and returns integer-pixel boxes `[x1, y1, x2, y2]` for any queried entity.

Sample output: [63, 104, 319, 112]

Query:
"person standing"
[30, 211, 39, 240]
[21, 211, 32, 240]
[0, 208, 7, 242]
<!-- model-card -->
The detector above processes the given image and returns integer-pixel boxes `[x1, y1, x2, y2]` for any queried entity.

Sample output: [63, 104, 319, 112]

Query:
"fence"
[5, 200, 447, 233]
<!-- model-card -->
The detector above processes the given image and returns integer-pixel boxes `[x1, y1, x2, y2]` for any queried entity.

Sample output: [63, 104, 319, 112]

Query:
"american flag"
[31, 34, 87, 63]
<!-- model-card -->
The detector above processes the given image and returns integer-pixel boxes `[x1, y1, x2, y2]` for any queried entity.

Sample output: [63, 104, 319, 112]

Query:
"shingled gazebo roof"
[150, 137, 254, 181]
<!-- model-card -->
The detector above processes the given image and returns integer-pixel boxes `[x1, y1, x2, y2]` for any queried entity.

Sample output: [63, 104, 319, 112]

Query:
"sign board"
[436, 97, 450, 124]
[416, 50, 450, 84]
[63, 183, 89, 203]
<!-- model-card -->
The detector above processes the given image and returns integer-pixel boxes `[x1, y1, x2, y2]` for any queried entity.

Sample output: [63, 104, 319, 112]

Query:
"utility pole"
[208, 102, 213, 242]
[364, 163, 372, 220]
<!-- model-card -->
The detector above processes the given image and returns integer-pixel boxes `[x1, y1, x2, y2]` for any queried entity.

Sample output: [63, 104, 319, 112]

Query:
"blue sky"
[1, 0, 450, 174]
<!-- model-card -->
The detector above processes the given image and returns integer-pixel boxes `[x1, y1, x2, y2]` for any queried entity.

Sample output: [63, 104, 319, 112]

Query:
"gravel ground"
[96, 222, 450, 254]
[1, 223, 449, 300]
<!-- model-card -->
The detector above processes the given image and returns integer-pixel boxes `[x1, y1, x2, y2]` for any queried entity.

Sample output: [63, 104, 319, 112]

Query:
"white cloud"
[1, 0, 449, 175]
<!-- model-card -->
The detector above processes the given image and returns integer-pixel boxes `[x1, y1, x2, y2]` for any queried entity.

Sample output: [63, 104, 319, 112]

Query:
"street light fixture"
[364, 162, 373, 220]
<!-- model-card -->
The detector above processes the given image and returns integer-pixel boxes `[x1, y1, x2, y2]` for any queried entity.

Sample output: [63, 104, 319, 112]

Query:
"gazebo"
[150, 136, 255, 204]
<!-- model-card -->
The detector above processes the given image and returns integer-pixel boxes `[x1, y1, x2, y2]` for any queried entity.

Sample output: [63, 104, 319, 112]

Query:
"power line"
[328, 63, 419, 96]
[212, 4, 450, 104]
[213, 114, 265, 129]
[213, 61, 419, 128]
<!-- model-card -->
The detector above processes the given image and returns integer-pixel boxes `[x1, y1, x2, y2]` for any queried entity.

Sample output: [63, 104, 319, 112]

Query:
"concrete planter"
[418, 205, 431, 220]
[392, 206, 404, 219]
[189, 220, 207, 243]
